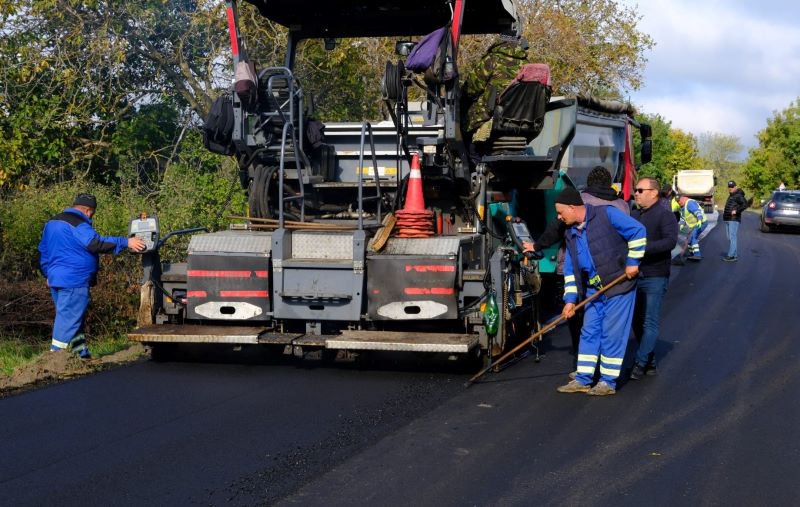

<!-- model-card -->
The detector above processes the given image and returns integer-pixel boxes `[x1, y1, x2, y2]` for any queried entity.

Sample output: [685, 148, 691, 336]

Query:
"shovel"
[467, 272, 629, 386]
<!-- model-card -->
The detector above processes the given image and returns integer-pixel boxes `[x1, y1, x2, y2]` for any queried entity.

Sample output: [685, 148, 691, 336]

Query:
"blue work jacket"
[563, 204, 646, 304]
[38, 208, 128, 288]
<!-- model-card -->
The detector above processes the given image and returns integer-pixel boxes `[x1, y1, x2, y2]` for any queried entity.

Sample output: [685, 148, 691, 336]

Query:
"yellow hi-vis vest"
[680, 199, 706, 228]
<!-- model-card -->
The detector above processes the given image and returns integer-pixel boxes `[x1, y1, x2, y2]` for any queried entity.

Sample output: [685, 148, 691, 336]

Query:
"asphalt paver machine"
[129, 0, 578, 365]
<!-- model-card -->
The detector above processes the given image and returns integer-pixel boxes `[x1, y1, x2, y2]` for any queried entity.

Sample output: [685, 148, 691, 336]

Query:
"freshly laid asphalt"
[1, 212, 799, 506]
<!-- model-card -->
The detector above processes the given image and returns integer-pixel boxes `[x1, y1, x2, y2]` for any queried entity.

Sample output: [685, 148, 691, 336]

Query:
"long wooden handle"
[467, 272, 629, 385]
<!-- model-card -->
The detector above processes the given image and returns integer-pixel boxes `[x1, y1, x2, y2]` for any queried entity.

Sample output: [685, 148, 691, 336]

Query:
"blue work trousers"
[687, 223, 707, 257]
[633, 276, 669, 367]
[50, 287, 90, 351]
[575, 288, 636, 389]
[725, 220, 739, 258]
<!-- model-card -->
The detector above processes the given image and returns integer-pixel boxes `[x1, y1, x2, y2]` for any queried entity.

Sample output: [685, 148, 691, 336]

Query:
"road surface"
[1, 212, 798, 506]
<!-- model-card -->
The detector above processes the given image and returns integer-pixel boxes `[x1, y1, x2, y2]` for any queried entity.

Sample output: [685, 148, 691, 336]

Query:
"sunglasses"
[634, 188, 655, 194]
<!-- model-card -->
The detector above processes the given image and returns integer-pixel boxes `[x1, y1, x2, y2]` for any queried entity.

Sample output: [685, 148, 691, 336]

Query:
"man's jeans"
[725, 220, 740, 258]
[633, 276, 669, 367]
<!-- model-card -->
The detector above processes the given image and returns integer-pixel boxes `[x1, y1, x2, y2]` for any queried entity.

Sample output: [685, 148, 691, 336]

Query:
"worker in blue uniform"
[676, 194, 707, 261]
[38, 193, 146, 358]
[553, 187, 646, 396]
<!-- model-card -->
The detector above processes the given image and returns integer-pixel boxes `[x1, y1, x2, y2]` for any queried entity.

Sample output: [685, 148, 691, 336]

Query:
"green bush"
[0, 182, 147, 280]
[0, 136, 247, 340]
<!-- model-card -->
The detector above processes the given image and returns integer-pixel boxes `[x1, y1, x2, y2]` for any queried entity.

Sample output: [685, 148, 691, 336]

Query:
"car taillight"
[768, 202, 776, 209]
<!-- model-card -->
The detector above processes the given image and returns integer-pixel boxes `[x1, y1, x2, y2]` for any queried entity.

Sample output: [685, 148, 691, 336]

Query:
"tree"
[0, 0, 657, 189]
[696, 132, 744, 203]
[634, 113, 674, 184]
[0, 0, 229, 187]
[519, 0, 655, 98]
[743, 99, 800, 198]
[665, 129, 700, 174]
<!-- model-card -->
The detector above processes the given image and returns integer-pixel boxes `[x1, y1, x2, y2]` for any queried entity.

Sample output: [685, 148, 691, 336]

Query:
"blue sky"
[621, 1, 800, 149]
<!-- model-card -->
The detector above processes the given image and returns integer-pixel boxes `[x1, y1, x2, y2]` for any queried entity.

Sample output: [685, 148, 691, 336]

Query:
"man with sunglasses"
[630, 178, 679, 379]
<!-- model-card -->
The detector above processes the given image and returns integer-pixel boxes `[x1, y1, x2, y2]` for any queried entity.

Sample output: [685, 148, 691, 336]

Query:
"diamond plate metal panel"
[189, 231, 272, 255]
[292, 232, 354, 259]
[325, 340, 472, 353]
[381, 237, 462, 256]
[326, 331, 478, 353]
[128, 324, 266, 344]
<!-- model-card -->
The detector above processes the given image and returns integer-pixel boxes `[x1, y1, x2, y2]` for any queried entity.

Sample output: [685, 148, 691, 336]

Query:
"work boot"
[557, 379, 590, 393]
[671, 257, 685, 266]
[587, 381, 616, 396]
[645, 364, 658, 376]
[629, 363, 646, 380]
[687, 254, 702, 261]
[69, 333, 91, 359]
[722, 256, 737, 262]
[569, 370, 577, 380]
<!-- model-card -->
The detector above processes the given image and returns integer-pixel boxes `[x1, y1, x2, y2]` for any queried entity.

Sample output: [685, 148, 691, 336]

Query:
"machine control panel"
[128, 213, 159, 253]
[507, 217, 542, 259]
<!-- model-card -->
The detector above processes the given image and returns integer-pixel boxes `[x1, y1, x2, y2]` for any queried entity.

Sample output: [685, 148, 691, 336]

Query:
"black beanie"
[73, 193, 97, 209]
[555, 187, 583, 206]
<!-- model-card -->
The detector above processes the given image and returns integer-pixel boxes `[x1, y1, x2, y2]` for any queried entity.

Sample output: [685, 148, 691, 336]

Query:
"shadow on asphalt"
[148, 342, 485, 376]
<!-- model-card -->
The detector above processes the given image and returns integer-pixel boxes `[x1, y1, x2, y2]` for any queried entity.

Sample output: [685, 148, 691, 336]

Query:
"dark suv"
[761, 190, 800, 232]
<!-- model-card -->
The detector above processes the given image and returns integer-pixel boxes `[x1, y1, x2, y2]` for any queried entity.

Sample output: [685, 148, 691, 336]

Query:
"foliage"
[0, 0, 658, 189]
[295, 38, 393, 122]
[520, 0, 655, 98]
[696, 132, 745, 204]
[634, 113, 676, 185]
[743, 99, 800, 199]
[0, 182, 146, 279]
[0, 137, 246, 280]
[0, 156, 245, 337]
[0, 335, 47, 376]
[665, 129, 701, 175]
[0, 0, 228, 188]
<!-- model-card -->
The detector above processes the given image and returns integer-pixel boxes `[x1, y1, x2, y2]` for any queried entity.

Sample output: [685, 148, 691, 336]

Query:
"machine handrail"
[356, 121, 384, 230]
[269, 68, 316, 228]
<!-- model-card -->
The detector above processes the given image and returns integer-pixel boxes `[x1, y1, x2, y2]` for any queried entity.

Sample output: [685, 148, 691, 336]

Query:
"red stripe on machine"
[187, 290, 207, 298]
[187, 270, 251, 278]
[405, 265, 455, 273]
[404, 287, 455, 295]
[226, 7, 239, 56]
[219, 290, 269, 298]
[254, 271, 269, 278]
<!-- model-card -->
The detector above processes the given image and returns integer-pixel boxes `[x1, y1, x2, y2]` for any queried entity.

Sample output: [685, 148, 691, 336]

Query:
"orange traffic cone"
[403, 152, 426, 211]
[395, 152, 434, 238]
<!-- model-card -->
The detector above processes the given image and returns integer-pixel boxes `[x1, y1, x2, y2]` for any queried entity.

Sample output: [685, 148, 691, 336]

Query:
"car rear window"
[774, 192, 800, 204]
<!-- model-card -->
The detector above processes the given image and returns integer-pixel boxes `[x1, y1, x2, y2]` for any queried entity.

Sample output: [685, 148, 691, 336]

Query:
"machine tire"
[760, 220, 772, 233]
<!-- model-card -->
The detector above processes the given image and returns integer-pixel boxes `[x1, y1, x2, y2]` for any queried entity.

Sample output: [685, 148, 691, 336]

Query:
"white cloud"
[621, 0, 800, 147]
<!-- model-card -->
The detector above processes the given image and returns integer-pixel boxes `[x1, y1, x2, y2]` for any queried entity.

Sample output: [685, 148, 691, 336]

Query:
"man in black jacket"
[722, 180, 748, 262]
[629, 177, 678, 379]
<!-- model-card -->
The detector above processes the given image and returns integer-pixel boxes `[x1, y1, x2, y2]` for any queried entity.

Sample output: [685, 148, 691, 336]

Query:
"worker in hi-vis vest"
[676, 194, 707, 261]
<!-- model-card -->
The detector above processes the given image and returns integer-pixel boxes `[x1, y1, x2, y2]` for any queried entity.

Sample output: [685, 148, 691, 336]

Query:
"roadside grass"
[90, 334, 142, 358]
[0, 334, 48, 376]
[0, 332, 141, 377]
[0, 268, 145, 379]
